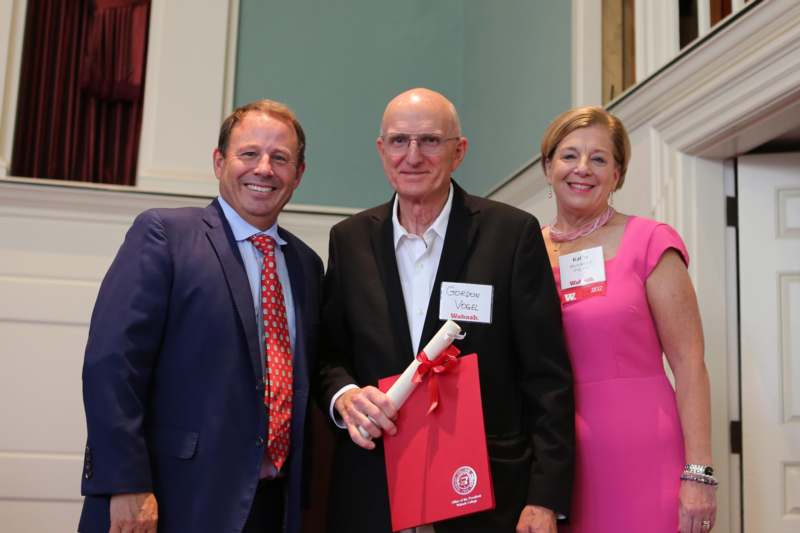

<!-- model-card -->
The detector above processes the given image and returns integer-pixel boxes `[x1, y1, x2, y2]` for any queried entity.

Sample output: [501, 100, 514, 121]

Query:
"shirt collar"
[392, 183, 453, 249]
[217, 196, 286, 245]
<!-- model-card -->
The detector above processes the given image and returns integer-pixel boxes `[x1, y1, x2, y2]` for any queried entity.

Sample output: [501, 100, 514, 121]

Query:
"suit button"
[256, 436, 265, 447]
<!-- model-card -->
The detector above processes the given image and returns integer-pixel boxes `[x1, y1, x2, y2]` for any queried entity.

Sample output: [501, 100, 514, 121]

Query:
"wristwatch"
[684, 463, 714, 476]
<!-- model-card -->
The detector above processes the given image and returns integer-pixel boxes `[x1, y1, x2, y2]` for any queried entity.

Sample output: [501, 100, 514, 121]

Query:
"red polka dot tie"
[248, 235, 292, 472]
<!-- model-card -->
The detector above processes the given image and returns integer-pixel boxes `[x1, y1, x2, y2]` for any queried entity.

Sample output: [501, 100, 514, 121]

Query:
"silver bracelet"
[684, 463, 714, 476]
[680, 472, 719, 486]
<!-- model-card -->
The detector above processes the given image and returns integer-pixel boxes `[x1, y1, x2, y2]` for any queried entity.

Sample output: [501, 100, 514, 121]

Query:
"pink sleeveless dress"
[552, 217, 688, 533]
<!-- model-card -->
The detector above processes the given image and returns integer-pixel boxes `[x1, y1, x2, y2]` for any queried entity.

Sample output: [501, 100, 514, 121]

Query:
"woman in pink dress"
[539, 107, 717, 533]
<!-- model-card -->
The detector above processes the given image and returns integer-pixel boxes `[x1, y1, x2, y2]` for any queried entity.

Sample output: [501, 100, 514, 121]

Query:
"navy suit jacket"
[79, 200, 322, 533]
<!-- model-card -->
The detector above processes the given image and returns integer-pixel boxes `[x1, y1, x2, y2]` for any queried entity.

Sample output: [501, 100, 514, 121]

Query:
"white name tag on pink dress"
[558, 246, 607, 304]
[439, 282, 493, 323]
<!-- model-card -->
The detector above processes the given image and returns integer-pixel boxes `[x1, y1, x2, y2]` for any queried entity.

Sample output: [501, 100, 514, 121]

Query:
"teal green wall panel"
[460, 0, 572, 194]
[235, 1, 571, 209]
[235, 0, 463, 208]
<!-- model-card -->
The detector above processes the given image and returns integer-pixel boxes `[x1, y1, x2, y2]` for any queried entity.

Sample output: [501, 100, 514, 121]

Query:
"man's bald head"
[376, 88, 468, 215]
[380, 88, 462, 137]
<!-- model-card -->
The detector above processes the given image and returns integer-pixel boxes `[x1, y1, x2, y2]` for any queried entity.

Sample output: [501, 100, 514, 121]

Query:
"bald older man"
[317, 88, 574, 533]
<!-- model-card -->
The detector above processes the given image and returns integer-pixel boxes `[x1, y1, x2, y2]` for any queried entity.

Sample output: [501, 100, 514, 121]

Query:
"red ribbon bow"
[412, 344, 461, 414]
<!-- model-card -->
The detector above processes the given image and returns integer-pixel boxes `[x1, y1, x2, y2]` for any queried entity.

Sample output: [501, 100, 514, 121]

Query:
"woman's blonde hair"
[540, 106, 631, 190]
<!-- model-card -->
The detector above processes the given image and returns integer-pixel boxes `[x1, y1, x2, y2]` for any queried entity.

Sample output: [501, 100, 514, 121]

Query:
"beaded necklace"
[550, 205, 615, 244]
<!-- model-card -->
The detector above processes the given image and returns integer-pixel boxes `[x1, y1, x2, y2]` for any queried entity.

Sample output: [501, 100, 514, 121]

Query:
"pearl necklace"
[550, 205, 615, 244]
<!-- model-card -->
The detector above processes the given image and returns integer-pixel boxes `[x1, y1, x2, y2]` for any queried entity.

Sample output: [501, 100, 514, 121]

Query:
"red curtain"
[11, 0, 150, 185]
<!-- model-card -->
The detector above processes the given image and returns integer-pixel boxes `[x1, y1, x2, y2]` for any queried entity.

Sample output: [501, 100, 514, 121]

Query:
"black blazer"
[79, 200, 323, 533]
[318, 182, 574, 532]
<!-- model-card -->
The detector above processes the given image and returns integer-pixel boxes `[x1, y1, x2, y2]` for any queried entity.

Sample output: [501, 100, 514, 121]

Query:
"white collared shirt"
[328, 184, 453, 426]
[392, 184, 453, 354]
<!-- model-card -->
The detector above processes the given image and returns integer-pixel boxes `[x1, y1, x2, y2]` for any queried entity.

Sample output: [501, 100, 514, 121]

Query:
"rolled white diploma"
[358, 320, 464, 440]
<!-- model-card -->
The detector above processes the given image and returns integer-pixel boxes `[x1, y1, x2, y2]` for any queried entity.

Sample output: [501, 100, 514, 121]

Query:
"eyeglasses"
[381, 133, 460, 155]
[234, 150, 297, 170]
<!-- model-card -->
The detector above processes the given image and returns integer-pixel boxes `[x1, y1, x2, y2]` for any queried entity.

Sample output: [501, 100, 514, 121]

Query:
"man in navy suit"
[79, 99, 322, 533]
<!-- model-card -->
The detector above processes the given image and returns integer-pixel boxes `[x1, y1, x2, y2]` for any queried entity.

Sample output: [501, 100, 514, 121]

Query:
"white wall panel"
[786, 463, 800, 516]
[136, 0, 237, 195]
[781, 274, 800, 423]
[0, 320, 88, 453]
[0, 501, 83, 533]
[0, 452, 83, 500]
[0, 277, 97, 324]
[571, 0, 602, 107]
[779, 189, 800, 237]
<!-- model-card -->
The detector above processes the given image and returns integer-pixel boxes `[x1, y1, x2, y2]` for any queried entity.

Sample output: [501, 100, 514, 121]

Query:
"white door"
[739, 152, 800, 532]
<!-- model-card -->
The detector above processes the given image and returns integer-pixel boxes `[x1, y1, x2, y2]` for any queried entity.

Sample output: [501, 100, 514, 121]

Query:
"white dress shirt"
[392, 184, 453, 355]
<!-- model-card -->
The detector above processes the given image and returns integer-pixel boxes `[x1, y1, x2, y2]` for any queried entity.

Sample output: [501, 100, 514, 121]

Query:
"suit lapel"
[419, 183, 479, 347]
[370, 200, 415, 362]
[203, 201, 263, 382]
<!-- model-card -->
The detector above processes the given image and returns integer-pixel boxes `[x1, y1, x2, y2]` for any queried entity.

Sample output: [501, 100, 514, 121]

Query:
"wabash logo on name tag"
[439, 282, 493, 323]
[558, 246, 608, 305]
[560, 281, 607, 304]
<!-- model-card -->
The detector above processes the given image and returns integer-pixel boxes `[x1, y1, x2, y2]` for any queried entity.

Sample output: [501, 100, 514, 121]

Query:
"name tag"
[439, 282, 493, 323]
[558, 246, 607, 304]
